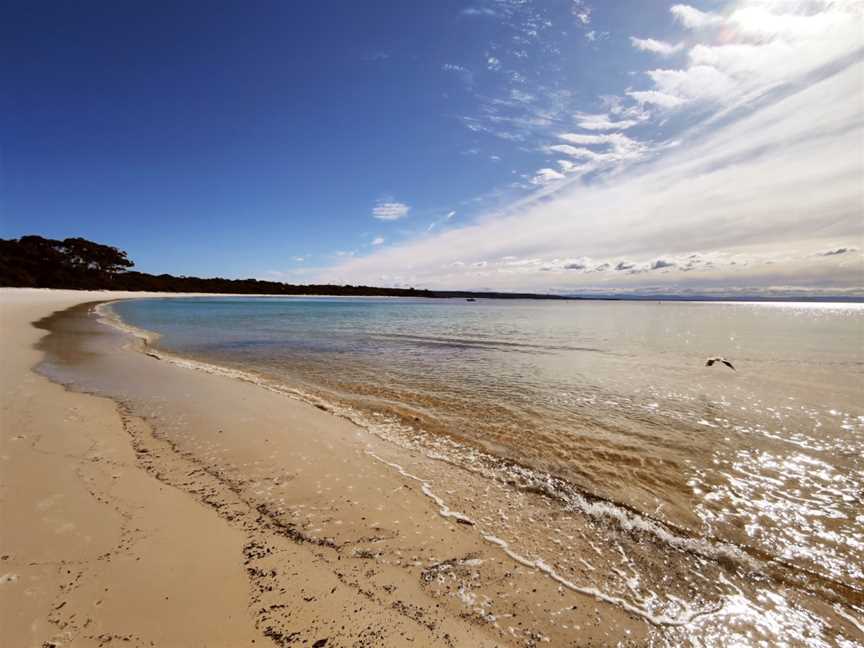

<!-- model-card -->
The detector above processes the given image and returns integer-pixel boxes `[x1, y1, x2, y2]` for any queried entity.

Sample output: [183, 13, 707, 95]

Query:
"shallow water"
[88, 297, 864, 643]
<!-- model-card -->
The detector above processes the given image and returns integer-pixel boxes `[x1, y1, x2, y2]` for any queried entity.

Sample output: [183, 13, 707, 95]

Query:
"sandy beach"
[1, 289, 655, 647]
[1, 290, 268, 646]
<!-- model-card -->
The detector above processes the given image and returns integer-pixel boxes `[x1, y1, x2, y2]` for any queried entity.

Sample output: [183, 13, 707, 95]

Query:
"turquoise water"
[112, 296, 864, 637]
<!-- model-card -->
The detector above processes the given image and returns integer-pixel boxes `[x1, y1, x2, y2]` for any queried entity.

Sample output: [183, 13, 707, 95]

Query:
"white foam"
[483, 532, 720, 626]
[366, 452, 474, 526]
[833, 604, 864, 635]
[95, 301, 162, 347]
[366, 452, 722, 628]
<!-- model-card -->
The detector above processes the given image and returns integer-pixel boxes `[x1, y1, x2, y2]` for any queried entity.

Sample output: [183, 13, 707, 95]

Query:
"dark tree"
[0, 234, 571, 299]
[60, 237, 134, 275]
[0, 236, 134, 288]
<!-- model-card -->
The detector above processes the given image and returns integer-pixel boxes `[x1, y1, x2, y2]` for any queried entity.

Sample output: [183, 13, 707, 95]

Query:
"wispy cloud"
[372, 199, 411, 221]
[572, 0, 592, 25]
[322, 0, 863, 296]
[447, 0, 597, 149]
[546, 132, 650, 177]
[670, 4, 723, 29]
[426, 210, 458, 232]
[630, 37, 684, 56]
[530, 168, 566, 186]
[364, 51, 391, 62]
[575, 112, 640, 131]
[371, 236, 385, 246]
[461, 6, 497, 17]
[626, 90, 686, 108]
[582, 117, 638, 130]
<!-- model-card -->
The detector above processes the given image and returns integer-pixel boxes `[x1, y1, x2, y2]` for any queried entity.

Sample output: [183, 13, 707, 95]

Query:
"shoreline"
[96, 300, 752, 587]
[1, 289, 649, 646]
[4, 289, 862, 647]
[98, 298, 864, 613]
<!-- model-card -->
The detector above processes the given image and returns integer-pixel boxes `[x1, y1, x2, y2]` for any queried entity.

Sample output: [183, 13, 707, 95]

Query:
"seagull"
[705, 357, 735, 370]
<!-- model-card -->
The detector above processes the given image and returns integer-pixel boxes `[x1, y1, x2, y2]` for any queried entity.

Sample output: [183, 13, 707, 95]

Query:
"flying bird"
[705, 357, 735, 370]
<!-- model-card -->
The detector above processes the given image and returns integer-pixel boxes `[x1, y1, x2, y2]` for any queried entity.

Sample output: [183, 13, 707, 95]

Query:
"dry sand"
[1, 290, 268, 647]
[1, 289, 647, 647]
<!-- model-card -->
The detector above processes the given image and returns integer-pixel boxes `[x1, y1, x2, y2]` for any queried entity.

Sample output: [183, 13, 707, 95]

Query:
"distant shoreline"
[4, 236, 861, 303]
[4, 286, 863, 304]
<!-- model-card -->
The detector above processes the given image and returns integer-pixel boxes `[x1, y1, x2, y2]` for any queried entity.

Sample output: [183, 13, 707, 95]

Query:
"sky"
[2, 0, 862, 296]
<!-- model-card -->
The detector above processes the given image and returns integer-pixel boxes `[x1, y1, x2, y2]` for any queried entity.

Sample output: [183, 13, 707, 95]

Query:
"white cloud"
[559, 133, 635, 147]
[576, 113, 640, 131]
[603, 96, 652, 121]
[556, 159, 588, 173]
[572, 0, 592, 25]
[670, 4, 723, 29]
[320, 0, 863, 295]
[549, 132, 649, 174]
[646, 65, 736, 102]
[585, 30, 609, 43]
[630, 37, 684, 56]
[461, 6, 497, 17]
[531, 168, 566, 185]
[627, 90, 686, 108]
[632, 0, 864, 111]
[371, 236, 385, 246]
[427, 210, 458, 233]
[372, 200, 411, 220]
[549, 144, 591, 157]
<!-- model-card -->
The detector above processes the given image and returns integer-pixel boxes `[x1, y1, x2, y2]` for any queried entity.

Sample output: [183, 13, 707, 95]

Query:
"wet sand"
[0, 289, 649, 647]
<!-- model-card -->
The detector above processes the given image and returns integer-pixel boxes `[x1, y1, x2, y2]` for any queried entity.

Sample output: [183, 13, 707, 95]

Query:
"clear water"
[111, 296, 864, 642]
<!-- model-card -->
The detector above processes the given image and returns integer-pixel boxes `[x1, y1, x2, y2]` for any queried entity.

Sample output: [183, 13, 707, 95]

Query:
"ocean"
[108, 296, 864, 643]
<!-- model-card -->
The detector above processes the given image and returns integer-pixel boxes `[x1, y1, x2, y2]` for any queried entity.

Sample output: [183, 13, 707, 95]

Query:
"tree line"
[0, 235, 569, 300]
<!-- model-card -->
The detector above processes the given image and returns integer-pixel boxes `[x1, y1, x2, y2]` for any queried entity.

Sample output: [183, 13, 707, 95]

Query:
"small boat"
[466, 297, 476, 302]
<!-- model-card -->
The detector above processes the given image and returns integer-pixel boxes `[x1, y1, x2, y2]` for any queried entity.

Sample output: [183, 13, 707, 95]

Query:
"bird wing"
[722, 360, 736, 370]
[705, 358, 715, 366]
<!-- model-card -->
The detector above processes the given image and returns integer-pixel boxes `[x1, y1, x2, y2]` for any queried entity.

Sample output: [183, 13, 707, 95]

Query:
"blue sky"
[2, 0, 862, 295]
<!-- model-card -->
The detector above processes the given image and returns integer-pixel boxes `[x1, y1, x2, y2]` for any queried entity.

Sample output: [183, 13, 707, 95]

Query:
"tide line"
[365, 451, 722, 628]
